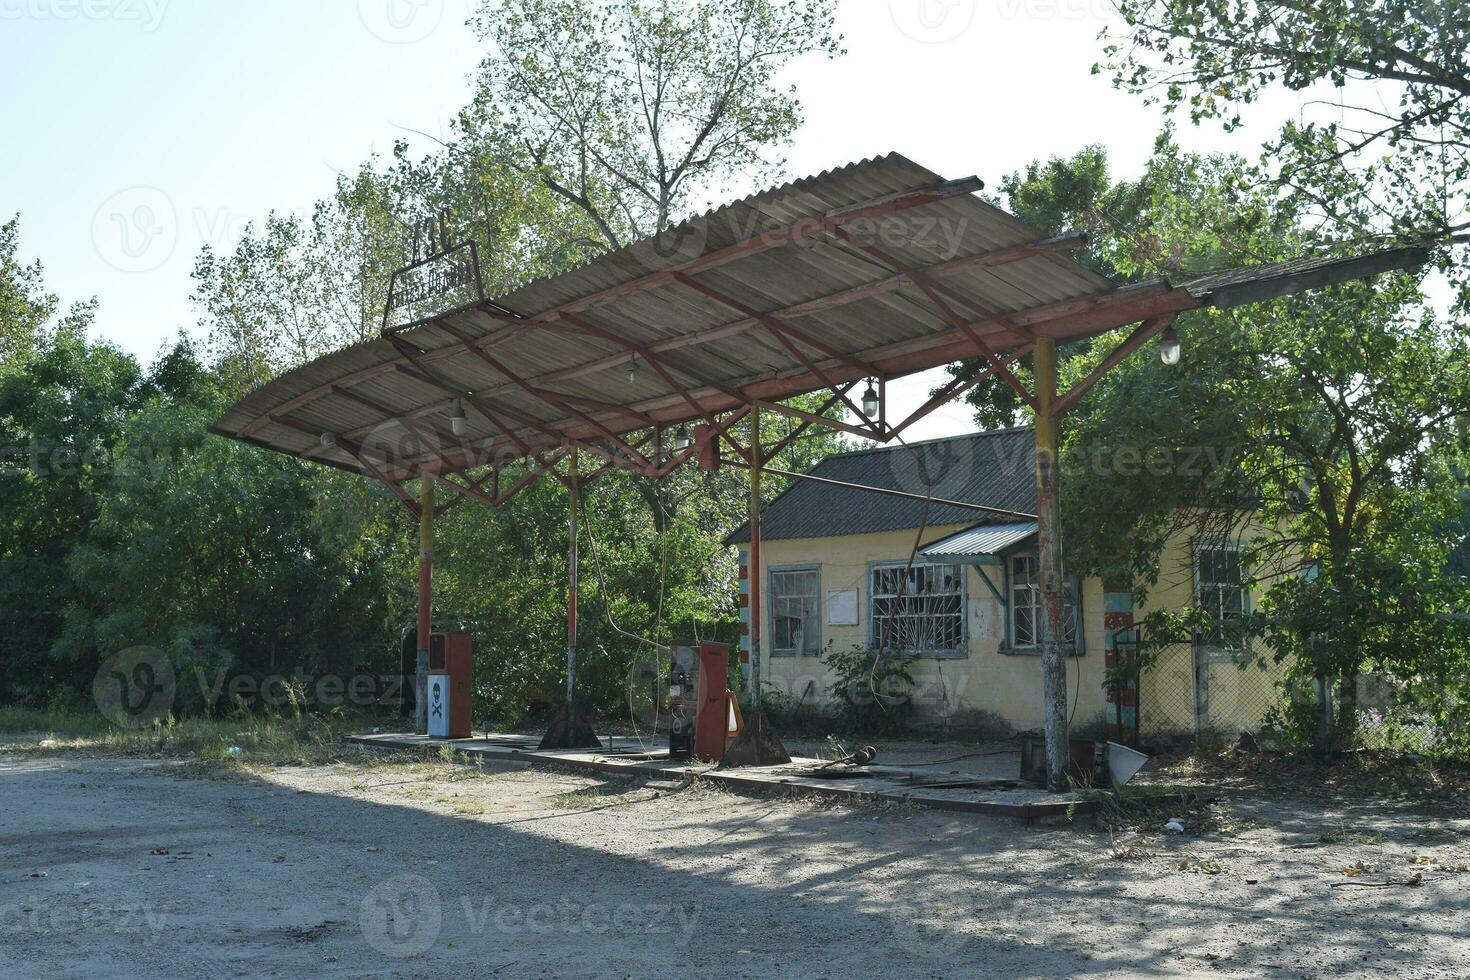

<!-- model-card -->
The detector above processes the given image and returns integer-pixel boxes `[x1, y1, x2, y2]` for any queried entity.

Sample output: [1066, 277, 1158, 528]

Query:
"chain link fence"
[1115, 629, 1463, 754]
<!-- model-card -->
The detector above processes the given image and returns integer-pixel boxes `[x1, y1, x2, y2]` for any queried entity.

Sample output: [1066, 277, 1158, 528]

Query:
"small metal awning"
[921, 520, 1038, 559]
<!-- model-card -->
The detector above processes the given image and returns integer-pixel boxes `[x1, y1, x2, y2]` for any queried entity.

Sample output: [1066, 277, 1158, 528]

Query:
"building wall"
[754, 523, 1286, 736]
[755, 525, 1110, 733]
[1133, 528, 1291, 736]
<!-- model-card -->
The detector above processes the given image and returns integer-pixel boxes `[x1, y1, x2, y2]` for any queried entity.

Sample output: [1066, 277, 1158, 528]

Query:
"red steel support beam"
[888, 345, 1033, 440]
[760, 384, 857, 459]
[1050, 314, 1177, 419]
[565, 445, 579, 715]
[437, 322, 652, 467]
[832, 228, 1039, 411]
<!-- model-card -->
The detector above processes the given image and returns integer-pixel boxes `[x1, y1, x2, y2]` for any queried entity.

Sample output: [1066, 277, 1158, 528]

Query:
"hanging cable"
[868, 425, 937, 710]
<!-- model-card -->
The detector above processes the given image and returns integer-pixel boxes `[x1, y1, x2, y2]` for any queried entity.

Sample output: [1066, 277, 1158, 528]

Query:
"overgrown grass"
[548, 787, 601, 808]
[0, 706, 406, 767]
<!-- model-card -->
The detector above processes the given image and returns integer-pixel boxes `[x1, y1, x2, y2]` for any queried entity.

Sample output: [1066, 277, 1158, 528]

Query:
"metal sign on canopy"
[211, 152, 1427, 784]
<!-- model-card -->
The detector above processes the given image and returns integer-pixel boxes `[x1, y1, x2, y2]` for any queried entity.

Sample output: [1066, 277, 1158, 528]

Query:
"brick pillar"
[737, 548, 751, 688]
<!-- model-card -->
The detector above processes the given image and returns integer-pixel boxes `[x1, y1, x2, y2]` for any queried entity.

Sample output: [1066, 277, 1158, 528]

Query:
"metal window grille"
[1008, 555, 1076, 647]
[871, 563, 964, 655]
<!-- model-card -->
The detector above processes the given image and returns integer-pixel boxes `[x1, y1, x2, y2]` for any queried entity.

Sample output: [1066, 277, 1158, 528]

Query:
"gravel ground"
[2, 751, 1468, 979]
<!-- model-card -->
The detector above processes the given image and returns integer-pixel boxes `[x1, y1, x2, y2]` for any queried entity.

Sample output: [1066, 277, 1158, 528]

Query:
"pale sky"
[1, 0, 1338, 440]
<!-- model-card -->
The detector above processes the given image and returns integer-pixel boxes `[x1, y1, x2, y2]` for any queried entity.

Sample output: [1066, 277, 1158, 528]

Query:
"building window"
[1194, 541, 1248, 648]
[870, 562, 965, 656]
[770, 567, 820, 656]
[1008, 555, 1077, 648]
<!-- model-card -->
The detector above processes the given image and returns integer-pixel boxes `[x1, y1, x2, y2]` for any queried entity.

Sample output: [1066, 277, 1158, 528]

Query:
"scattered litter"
[1105, 742, 1149, 786]
[1177, 858, 1224, 875]
[365, 846, 381, 853]
[225, 746, 243, 757]
[1232, 732, 1261, 755]
[1331, 872, 1424, 889]
[1164, 819, 1185, 834]
[370, 727, 382, 734]
[150, 847, 170, 856]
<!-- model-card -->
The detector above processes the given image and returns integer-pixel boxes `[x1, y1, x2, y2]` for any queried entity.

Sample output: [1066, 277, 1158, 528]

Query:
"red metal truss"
[269, 231, 1091, 476]
[436, 322, 654, 468]
[1050, 314, 1176, 418]
[350, 278, 1201, 481]
[831, 227, 1039, 411]
[669, 272, 883, 435]
[236, 176, 988, 442]
[266, 413, 422, 515]
[889, 345, 1034, 440]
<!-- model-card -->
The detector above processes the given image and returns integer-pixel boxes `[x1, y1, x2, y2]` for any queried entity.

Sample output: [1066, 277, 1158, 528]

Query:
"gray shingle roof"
[726, 428, 1037, 545]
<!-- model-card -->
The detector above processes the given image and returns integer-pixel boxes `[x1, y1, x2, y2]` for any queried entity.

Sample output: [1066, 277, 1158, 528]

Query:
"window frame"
[865, 559, 969, 660]
[1192, 538, 1251, 658]
[999, 552, 1083, 656]
[767, 563, 822, 658]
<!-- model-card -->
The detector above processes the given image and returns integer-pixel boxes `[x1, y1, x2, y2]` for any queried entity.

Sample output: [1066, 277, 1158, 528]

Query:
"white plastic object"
[1106, 741, 1149, 786]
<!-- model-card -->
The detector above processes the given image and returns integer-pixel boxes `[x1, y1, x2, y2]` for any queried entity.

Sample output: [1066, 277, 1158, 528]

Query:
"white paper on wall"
[969, 601, 989, 638]
[826, 588, 858, 626]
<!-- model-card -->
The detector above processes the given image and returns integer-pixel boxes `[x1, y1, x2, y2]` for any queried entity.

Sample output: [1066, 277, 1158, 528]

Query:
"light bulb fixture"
[861, 381, 879, 418]
[320, 431, 337, 449]
[1159, 324, 1182, 366]
[626, 355, 639, 384]
[449, 398, 467, 436]
[672, 424, 692, 452]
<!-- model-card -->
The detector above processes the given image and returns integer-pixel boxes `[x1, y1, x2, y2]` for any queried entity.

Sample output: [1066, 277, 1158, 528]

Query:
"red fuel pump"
[427, 632, 472, 739]
[668, 641, 741, 761]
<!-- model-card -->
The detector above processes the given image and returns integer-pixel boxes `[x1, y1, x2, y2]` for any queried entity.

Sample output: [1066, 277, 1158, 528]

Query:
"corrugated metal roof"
[207, 146, 1427, 484]
[919, 521, 1038, 557]
[209, 153, 1115, 479]
[726, 428, 1036, 544]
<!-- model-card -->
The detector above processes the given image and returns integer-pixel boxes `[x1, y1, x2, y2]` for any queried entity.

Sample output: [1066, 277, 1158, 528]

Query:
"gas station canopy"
[210, 153, 1426, 487]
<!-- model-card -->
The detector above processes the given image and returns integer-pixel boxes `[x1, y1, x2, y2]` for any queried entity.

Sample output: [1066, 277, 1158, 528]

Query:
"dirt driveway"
[1, 751, 1467, 979]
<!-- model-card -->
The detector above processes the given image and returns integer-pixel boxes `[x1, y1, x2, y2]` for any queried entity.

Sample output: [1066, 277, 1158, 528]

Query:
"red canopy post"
[416, 472, 433, 735]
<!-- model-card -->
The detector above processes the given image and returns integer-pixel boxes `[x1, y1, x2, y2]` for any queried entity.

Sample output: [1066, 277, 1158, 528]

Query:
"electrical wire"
[580, 476, 666, 755]
[868, 426, 936, 711]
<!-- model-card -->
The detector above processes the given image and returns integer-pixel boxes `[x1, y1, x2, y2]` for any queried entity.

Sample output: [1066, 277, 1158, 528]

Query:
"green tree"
[0, 216, 94, 371]
[1001, 144, 1470, 749]
[1101, 0, 1470, 304]
[192, 145, 585, 394]
[461, 0, 843, 247]
[0, 326, 146, 703]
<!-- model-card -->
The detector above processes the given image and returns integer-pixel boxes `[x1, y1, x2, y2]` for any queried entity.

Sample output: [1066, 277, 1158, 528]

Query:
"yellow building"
[727, 428, 1285, 739]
